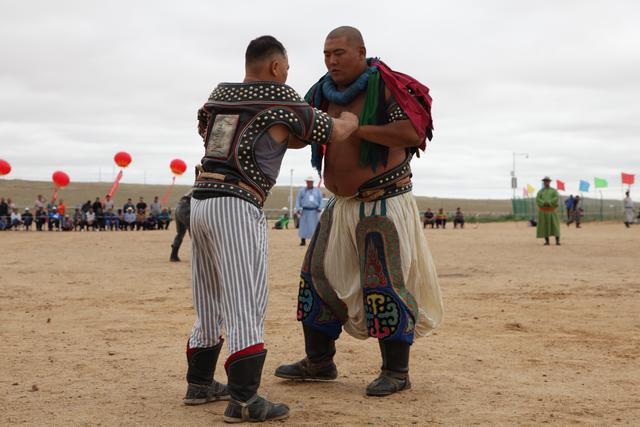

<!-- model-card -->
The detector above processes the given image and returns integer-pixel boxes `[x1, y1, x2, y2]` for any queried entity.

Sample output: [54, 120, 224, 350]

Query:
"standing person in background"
[104, 195, 115, 213]
[57, 199, 66, 219]
[536, 176, 561, 245]
[623, 191, 634, 228]
[170, 193, 190, 262]
[566, 195, 583, 228]
[295, 177, 323, 246]
[150, 196, 162, 219]
[564, 194, 574, 223]
[34, 194, 45, 210]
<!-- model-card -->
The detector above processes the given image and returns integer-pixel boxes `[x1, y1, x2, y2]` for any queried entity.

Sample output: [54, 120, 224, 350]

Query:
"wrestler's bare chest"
[324, 95, 406, 196]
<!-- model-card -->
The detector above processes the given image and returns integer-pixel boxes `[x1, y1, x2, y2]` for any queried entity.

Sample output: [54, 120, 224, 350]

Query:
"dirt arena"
[1, 221, 638, 426]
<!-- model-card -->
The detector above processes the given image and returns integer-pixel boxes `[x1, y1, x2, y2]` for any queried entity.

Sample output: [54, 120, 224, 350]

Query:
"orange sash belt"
[538, 207, 556, 212]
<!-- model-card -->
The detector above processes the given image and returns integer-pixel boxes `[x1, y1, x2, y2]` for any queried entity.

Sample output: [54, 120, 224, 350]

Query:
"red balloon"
[170, 159, 187, 176]
[0, 159, 11, 176]
[52, 171, 70, 188]
[114, 151, 132, 168]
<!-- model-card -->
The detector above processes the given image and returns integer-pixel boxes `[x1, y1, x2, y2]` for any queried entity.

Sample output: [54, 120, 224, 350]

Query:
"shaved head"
[326, 26, 365, 48]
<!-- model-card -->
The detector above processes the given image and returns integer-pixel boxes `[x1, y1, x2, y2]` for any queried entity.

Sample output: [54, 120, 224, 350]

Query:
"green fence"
[512, 196, 629, 222]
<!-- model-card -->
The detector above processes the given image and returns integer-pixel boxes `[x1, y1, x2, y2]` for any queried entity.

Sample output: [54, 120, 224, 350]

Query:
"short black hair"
[245, 36, 286, 66]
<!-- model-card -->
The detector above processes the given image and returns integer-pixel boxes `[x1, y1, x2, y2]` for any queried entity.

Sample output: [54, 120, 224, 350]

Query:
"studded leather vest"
[193, 81, 333, 208]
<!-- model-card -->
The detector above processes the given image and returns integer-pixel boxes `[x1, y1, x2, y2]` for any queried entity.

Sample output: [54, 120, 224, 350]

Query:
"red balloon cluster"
[52, 171, 70, 188]
[114, 151, 132, 168]
[0, 159, 11, 176]
[170, 159, 187, 176]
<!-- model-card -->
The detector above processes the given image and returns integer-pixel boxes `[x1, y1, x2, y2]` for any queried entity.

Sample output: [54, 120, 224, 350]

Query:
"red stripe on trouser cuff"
[224, 343, 264, 370]
[187, 337, 223, 358]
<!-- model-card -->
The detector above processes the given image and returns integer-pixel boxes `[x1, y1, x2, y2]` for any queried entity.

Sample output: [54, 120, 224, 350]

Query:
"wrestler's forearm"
[355, 121, 421, 148]
[329, 113, 359, 143]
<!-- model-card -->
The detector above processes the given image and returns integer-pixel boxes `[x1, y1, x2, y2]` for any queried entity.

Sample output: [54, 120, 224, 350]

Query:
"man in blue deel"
[296, 176, 323, 246]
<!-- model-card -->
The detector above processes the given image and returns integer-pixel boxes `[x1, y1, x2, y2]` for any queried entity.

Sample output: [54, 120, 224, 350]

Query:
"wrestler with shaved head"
[276, 26, 444, 397]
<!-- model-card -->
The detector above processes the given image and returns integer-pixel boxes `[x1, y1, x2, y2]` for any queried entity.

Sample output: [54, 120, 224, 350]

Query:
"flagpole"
[289, 169, 294, 220]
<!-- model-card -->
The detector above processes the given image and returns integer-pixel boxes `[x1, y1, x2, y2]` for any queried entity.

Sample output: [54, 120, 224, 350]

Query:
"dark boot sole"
[223, 412, 290, 423]
[183, 395, 231, 405]
[274, 373, 337, 381]
[366, 382, 411, 397]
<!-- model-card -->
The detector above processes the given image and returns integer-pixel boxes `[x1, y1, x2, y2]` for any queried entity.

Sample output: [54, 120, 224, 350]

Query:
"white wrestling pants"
[188, 197, 268, 355]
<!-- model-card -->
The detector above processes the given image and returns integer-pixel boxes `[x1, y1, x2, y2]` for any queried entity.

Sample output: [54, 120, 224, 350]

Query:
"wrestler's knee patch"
[357, 215, 418, 345]
[297, 273, 342, 341]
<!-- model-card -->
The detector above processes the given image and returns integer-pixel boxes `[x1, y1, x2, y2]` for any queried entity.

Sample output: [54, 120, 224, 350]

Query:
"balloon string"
[161, 176, 176, 207]
[107, 170, 124, 198]
[51, 188, 59, 202]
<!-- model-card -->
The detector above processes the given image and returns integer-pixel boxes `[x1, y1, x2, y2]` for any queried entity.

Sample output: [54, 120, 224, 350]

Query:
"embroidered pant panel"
[297, 192, 443, 341]
[188, 197, 268, 355]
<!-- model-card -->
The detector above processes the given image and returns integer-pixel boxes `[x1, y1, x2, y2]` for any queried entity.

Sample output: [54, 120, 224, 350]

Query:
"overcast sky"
[1, 0, 639, 198]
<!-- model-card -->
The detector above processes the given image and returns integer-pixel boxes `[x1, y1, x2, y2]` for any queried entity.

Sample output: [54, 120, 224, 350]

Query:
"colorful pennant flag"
[579, 180, 590, 192]
[621, 172, 635, 185]
[556, 180, 565, 191]
[594, 177, 608, 189]
[527, 184, 537, 195]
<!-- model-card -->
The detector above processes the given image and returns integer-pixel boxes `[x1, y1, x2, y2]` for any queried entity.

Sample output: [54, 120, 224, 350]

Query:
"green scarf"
[358, 68, 382, 169]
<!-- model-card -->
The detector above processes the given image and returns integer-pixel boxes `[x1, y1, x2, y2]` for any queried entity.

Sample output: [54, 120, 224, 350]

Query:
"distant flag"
[579, 180, 590, 192]
[594, 177, 608, 189]
[556, 180, 565, 191]
[522, 187, 528, 198]
[527, 184, 537, 195]
[621, 172, 635, 185]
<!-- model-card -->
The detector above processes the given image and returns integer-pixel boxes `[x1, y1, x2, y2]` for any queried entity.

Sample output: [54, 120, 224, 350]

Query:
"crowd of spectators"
[423, 207, 465, 229]
[0, 194, 173, 232]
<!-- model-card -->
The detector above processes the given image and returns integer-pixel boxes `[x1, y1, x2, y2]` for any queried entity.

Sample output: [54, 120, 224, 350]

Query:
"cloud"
[1, 0, 639, 199]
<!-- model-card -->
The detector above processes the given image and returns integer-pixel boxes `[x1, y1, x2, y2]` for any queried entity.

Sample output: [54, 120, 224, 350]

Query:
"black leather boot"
[223, 350, 289, 423]
[184, 341, 230, 405]
[274, 325, 337, 380]
[365, 340, 411, 397]
[170, 244, 180, 262]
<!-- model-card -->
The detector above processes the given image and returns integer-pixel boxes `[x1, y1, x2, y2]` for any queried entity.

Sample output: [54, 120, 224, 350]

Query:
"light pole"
[511, 152, 529, 198]
[289, 169, 294, 219]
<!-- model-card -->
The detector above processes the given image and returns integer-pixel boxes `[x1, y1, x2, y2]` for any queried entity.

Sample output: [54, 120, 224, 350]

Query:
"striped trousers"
[188, 197, 268, 356]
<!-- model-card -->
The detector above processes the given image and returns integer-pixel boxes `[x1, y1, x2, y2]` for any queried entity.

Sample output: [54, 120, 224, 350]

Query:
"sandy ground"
[1, 221, 639, 426]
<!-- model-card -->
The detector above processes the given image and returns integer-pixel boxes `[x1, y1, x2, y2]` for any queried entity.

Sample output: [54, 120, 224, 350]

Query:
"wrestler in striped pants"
[188, 196, 268, 358]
